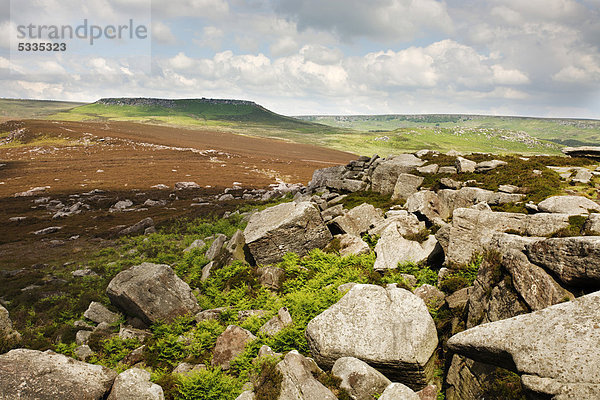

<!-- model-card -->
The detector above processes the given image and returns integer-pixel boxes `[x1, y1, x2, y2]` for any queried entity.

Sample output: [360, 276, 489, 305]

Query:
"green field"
[4, 98, 600, 156]
[0, 99, 87, 119]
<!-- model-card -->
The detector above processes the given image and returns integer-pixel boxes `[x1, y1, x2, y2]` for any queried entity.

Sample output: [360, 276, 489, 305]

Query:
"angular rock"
[308, 166, 346, 190]
[327, 179, 368, 193]
[305, 284, 438, 388]
[257, 266, 285, 290]
[391, 174, 424, 201]
[84, 302, 120, 325]
[244, 202, 332, 265]
[455, 157, 476, 173]
[172, 362, 206, 376]
[448, 291, 600, 400]
[371, 155, 425, 195]
[438, 187, 523, 212]
[174, 182, 200, 190]
[332, 357, 391, 400]
[74, 345, 94, 361]
[498, 184, 519, 193]
[368, 210, 424, 237]
[562, 146, 600, 159]
[211, 325, 256, 370]
[321, 204, 344, 222]
[107, 368, 164, 400]
[475, 160, 507, 172]
[119, 217, 154, 236]
[259, 307, 293, 336]
[379, 383, 420, 400]
[440, 178, 463, 190]
[337, 234, 370, 257]
[206, 234, 227, 261]
[235, 391, 256, 400]
[119, 327, 152, 343]
[106, 263, 200, 325]
[416, 164, 439, 174]
[0, 305, 21, 351]
[572, 168, 592, 184]
[537, 195, 600, 214]
[405, 191, 450, 225]
[0, 349, 117, 400]
[276, 350, 337, 400]
[183, 239, 206, 253]
[373, 224, 439, 271]
[330, 203, 384, 236]
[525, 236, 600, 286]
[438, 166, 457, 174]
[414, 284, 445, 310]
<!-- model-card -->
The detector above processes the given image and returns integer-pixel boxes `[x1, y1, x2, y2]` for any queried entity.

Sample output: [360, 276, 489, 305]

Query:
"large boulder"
[562, 146, 600, 159]
[455, 157, 476, 173]
[244, 202, 332, 265]
[308, 166, 346, 190]
[0, 305, 21, 351]
[337, 234, 371, 257]
[84, 302, 120, 325]
[373, 223, 439, 271]
[438, 187, 524, 213]
[0, 349, 117, 400]
[525, 236, 600, 286]
[276, 350, 337, 400]
[332, 357, 391, 400]
[448, 291, 600, 400]
[391, 174, 424, 201]
[379, 383, 420, 400]
[405, 191, 450, 225]
[371, 155, 425, 195]
[446, 208, 572, 265]
[106, 263, 200, 325]
[107, 368, 164, 400]
[368, 210, 424, 237]
[211, 325, 256, 370]
[305, 284, 438, 389]
[330, 203, 384, 236]
[537, 195, 600, 214]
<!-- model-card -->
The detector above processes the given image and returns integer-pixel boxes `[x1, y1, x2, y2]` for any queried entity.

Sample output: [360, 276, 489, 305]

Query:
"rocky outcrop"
[405, 191, 450, 225]
[379, 383, 420, 400]
[562, 146, 600, 159]
[305, 284, 438, 389]
[106, 263, 200, 325]
[244, 202, 332, 265]
[276, 350, 337, 400]
[438, 187, 524, 213]
[0, 349, 117, 400]
[107, 368, 164, 400]
[332, 357, 391, 400]
[259, 307, 293, 336]
[448, 291, 600, 399]
[84, 302, 120, 325]
[373, 224, 439, 270]
[371, 155, 424, 195]
[330, 203, 384, 236]
[211, 325, 256, 370]
[0, 305, 21, 351]
[391, 174, 424, 200]
[337, 234, 370, 256]
[537, 195, 600, 214]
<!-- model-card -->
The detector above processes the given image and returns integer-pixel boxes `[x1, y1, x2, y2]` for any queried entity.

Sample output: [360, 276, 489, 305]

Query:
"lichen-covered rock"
[84, 302, 120, 325]
[537, 195, 600, 214]
[455, 157, 476, 173]
[276, 350, 337, 400]
[332, 357, 391, 400]
[106, 263, 200, 325]
[373, 224, 439, 271]
[448, 291, 600, 400]
[391, 174, 424, 200]
[107, 368, 164, 400]
[379, 383, 420, 400]
[405, 191, 450, 226]
[337, 234, 370, 256]
[211, 325, 256, 370]
[305, 284, 438, 389]
[244, 202, 332, 265]
[371, 155, 425, 195]
[0, 349, 117, 400]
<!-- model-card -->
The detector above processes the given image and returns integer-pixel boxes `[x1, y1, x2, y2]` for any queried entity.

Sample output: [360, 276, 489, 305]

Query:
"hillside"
[0, 99, 87, 121]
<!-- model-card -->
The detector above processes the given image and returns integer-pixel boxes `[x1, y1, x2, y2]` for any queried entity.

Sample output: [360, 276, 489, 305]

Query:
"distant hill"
[0, 99, 87, 120]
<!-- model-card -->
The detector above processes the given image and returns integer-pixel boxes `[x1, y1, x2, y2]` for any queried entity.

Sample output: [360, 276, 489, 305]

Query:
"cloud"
[194, 26, 224, 50]
[152, 21, 176, 45]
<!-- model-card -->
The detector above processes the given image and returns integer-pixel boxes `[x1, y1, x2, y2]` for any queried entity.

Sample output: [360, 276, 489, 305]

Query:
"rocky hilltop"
[96, 97, 259, 108]
[1, 149, 600, 399]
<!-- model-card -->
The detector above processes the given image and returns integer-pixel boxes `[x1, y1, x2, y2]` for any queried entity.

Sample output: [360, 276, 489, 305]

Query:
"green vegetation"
[440, 254, 482, 294]
[551, 215, 588, 237]
[338, 190, 400, 210]
[0, 99, 87, 119]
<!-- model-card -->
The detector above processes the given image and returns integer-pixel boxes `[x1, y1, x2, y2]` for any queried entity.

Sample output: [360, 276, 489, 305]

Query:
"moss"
[338, 191, 399, 211]
[253, 357, 283, 400]
[404, 228, 431, 243]
[323, 237, 342, 254]
[480, 368, 526, 400]
[551, 215, 588, 237]
[439, 276, 470, 294]
[315, 371, 352, 400]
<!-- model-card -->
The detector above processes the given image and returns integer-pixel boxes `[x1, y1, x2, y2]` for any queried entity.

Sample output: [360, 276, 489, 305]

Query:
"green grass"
[0, 99, 87, 119]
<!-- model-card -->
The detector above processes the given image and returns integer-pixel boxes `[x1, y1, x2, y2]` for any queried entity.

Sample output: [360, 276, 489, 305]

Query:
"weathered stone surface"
[374, 224, 439, 271]
[259, 307, 293, 336]
[74, 345, 94, 361]
[194, 308, 225, 323]
[305, 284, 438, 388]
[106, 263, 200, 325]
[562, 146, 600, 159]
[371, 155, 425, 195]
[438, 188, 524, 213]
[455, 157, 476, 173]
[330, 203, 384, 236]
[327, 179, 368, 193]
[445, 287, 471, 311]
[276, 350, 337, 400]
[368, 210, 424, 237]
[321, 204, 344, 222]
[107, 368, 164, 400]
[572, 168, 592, 184]
[416, 384, 438, 400]
[308, 166, 346, 190]
[84, 302, 120, 325]
[525, 236, 600, 286]
[379, 383, 420, 400]
[183, 239, 206, 253]
[475, 160, 507, 172]
[537, 195, 600, 214]
[405, 191, 450, 225]
[206, 234, 227, 261]
[172, 362, 207, 376]
[235, 391, 256, 400]
[211, 325, 256, 370]
[417, 164, 439, 174]
[0, 349, 117, 400]
[445, 354, 495, 400]
[0, 305, 21, 351]
[337, 234, 370, 256]
[119, 327, 152, 343]
[440, 178, 463, 190]
[244, 202, 332, 265]
[174, 181, 200, 190]
[391, 174, 424, 200]
[498, 184, 519, 193]
[119, 217, 154, 236]
[331, 357, 391, 400]
[257, 266, 285, 290]
[414, 284, 445, 310]
[448, 291, 600, 399]
[446, 208, 572, 265]
[438, 166, 457, 174]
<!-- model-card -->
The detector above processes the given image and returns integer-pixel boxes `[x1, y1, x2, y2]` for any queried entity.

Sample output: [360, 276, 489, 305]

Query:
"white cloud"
[492, 65, 530, 85]
[194, 26, 224, 50]
[152, 21, 176, 45]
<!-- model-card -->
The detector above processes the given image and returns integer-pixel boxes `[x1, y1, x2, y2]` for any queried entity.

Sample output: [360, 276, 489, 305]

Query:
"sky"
[1, 0, 600, 118]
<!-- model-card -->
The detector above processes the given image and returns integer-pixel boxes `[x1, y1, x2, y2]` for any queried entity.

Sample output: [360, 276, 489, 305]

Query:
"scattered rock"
[110, 200, 133, 212]
[305, 284, 438, 388]
[259, 307, 293, 336]
[84, 302, 120, 325]
[206, 234, 227, 261]
[276, 350, 337, 400]
[0, 349, 117, 399]
[72, 269, 98, 278]
[172, 362, 207, 376]
[417, 164, 439, 174]
[537, 195, 600, 214]
[183, 239, 206, 253]
[33, 226, 62, 235]
[211, 325, 256, 370]
[332, 357, 391, 400]
[257, 266, 285, 290]
[244, 202, 332, 265]
[455, 157, 476, 173]
[106, 263, 200, 325]
[475, 160, 507, 172]
[498, 184, 519, 193]
[174, 182, 200, 190]
[74, 345, 94, 361]
[330, 203, 384, 236]
[15, 186, 50, 197]
[337, 234, 370, 256]
[107, 368, 164, 400]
